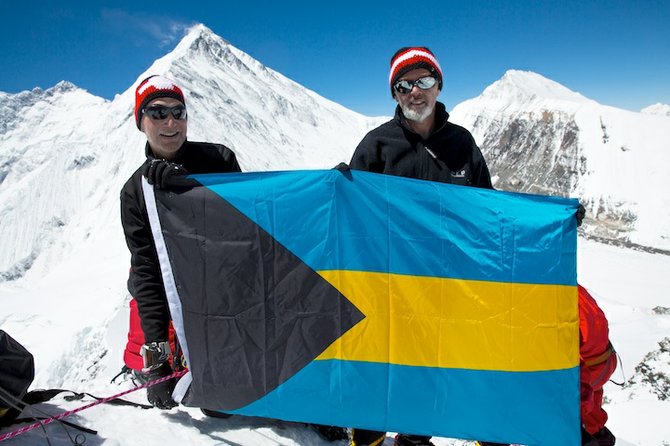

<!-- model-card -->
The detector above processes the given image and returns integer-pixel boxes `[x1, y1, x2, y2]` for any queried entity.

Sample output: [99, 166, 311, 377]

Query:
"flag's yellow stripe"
[317, 270, 579, 371]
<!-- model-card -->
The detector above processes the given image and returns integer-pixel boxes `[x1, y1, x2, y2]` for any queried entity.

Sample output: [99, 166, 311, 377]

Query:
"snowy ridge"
[0, 81, 85, 134]
[641, 102, 670, 116]
[451, 70, 670, 251]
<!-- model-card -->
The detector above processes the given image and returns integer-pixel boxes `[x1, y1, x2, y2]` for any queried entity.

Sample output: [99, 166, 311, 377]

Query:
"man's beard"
[401, 103, 434, 122]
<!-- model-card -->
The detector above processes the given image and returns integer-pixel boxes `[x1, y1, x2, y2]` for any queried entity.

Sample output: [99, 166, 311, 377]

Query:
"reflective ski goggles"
[142, 105, 187, 121]
[393, 76, 437, 94]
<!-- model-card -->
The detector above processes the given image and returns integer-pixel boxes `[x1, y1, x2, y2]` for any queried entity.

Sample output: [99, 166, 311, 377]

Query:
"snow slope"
[641, 103, 670, 117]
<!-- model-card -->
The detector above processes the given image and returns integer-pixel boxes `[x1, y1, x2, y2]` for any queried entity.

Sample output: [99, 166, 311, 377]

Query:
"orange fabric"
[578, 285, 617, 434]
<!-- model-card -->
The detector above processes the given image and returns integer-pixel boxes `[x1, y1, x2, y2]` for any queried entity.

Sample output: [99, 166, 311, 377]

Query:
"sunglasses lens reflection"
[144, 106, 187, 120]
[394, 76, 437, 94]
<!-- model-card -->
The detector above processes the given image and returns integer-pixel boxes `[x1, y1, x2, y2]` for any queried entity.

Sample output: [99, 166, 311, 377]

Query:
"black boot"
[201, 408, 233, 419]
[350, 428, 386, 446]
[582, 426, 598, 446]
[394, 434, 434, 446]
[592, 426, 616, 446]
[310, 424, 348, 442]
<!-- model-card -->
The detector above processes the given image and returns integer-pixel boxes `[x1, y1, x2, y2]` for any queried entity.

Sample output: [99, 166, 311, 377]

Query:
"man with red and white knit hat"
[350, 46, 491, 188]
[121, 75, 349, 441]
[120, 74, 241, 409]
[347, 47, 493, 446]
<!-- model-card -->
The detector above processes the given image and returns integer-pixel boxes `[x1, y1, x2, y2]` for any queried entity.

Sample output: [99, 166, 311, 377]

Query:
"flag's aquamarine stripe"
[229, 359, 581, 446]
[193, 170, 578, 285]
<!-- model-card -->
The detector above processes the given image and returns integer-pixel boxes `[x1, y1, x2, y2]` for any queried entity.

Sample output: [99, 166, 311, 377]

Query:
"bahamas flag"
[142, 169, 580, 445]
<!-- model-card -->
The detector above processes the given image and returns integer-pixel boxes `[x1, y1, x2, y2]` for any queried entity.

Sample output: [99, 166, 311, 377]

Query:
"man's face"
[393, 68, 440, 122]
[140, 97, 187, 160]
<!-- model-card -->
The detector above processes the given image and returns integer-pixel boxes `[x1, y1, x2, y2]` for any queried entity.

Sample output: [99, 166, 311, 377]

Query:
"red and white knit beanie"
[134, 75, 186, 129]
[389, 47, 443, 96]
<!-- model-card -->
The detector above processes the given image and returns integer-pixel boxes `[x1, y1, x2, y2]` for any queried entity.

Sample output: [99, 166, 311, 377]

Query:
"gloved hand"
[576, 203, 586, 227]
[333, 162, 350, 172]
[141, 159, 189, 189]
[146, 362, 177, 409]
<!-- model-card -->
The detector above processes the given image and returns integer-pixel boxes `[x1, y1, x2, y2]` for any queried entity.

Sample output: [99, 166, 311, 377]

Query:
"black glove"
[576, 203, 586, 227]
[142, 159, 189, 189]
[146, 362, 177, 409]
[333, 162, 350, 172]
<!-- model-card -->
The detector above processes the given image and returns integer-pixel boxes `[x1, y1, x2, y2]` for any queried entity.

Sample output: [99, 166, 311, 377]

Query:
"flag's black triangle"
[154, 185, 365, 410]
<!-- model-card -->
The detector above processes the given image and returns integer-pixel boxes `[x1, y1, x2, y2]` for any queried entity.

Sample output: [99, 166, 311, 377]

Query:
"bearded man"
[349, 46, 492, 189]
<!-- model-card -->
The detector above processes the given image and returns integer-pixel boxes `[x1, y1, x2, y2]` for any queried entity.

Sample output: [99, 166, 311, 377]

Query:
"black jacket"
[350, 102, 492, 188]
[120, 140, 241, 343]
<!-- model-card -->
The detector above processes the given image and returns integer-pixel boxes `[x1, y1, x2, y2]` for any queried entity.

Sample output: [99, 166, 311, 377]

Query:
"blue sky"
[1, 0, 668, 116]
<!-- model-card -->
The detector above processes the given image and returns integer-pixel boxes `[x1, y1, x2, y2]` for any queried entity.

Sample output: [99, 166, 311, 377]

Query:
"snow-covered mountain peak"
[479, 69, 592, 109]
[641, 102, 670, 116]
[168, 23, 291, 93]
[0, 80, 99, 110]
[38, 81, 105, 107]
[50, 80, 79, 94]
[5, 80, 84, 100]
[183, 23, 219, 42]
[130, 23, 286, 100]
[171, 23, 234, 63]
[0, 81, 105, 135]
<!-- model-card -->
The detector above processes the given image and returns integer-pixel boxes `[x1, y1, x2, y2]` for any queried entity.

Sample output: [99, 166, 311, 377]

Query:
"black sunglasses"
[393, 76, 437, 94]
[142, 105, 187, 121]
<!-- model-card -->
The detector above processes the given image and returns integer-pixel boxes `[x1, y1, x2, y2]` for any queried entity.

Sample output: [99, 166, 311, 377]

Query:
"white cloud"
[100, 8, 195, 48]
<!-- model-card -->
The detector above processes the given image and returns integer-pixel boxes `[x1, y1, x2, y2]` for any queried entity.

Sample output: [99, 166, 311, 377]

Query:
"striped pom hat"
[389, 47, 443, 96]
[134, 75, 186, 129]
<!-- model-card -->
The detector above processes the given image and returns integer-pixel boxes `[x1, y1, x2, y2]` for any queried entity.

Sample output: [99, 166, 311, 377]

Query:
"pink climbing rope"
[0, 369, 187, 442]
